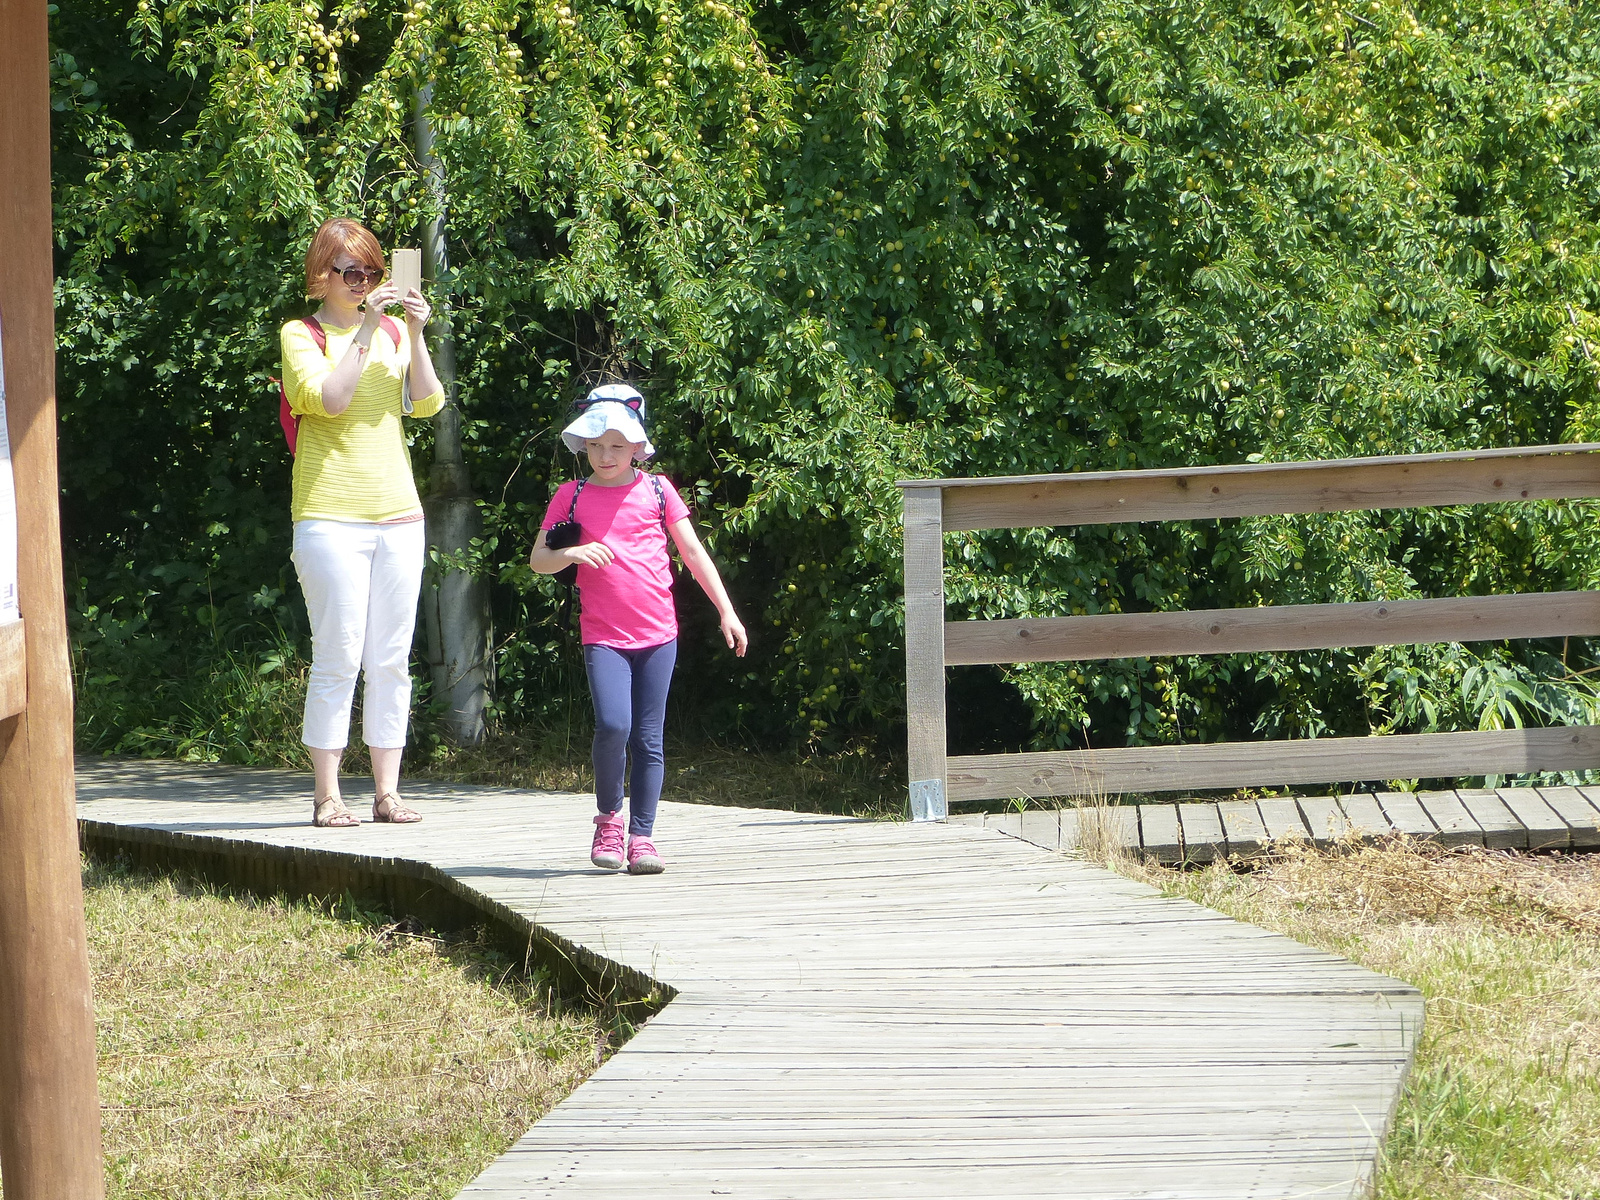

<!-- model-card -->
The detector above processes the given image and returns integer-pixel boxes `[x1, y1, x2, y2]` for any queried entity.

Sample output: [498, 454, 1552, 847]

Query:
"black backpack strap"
[568, 476, 587, 520]
[648, 473, 667, 529]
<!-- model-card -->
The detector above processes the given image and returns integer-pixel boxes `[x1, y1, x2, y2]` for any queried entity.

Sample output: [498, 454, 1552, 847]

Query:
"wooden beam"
[944, 591, 1600, 665]
[897, 444, 1600, 532]
[0, 0, 107, 1191]
[902, 487, 947, 820]
[946, 726, 1600, 802]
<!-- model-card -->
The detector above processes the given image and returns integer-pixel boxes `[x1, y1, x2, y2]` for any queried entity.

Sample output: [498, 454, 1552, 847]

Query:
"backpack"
[276, 314, 403, 455]
[545, 473, 672, 629]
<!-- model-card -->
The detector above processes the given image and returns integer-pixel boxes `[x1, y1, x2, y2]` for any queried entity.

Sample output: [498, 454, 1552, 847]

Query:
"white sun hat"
[560, 383, 654, 459]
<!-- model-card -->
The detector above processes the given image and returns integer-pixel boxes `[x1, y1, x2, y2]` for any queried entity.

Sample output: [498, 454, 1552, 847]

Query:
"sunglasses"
[329, 265, 384, 289]
[573, 393, 644, 415]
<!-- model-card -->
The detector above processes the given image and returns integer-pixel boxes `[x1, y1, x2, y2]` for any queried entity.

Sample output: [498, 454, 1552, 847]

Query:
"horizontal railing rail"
[899, 444, 1600, 818]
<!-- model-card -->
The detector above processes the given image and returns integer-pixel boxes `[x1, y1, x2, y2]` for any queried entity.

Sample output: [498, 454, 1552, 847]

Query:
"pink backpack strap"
[279, 317, 328, 456]
[379, 315, 403, 348]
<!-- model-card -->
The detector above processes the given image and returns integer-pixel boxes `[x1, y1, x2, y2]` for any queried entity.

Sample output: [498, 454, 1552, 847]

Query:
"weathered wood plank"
[1177, 803, 1225, 864]
[1373, 792, 1438, 839]
[1257, 797, 1311, 843]
[1495, 788, 1570, 850]
[1337, 794, 1391, 839]
[1216, 800, 1269, 857]
[1415, 791, 1485, 848]
[1576, 786, 1600, 826]
[901, 488, 948, 820]
[944, 591, 1600, 666]
[1293, 797, 1350, 848]
[1534, 787, 1600, 849]
[1138, 804, 1184, 864]
[1452, 789, 1526, 850]
[0, 619, 24, 720]
[1016, 808, 1060, 850]
[946, 726, 1600, 801]
[900, 444, 1600, 531]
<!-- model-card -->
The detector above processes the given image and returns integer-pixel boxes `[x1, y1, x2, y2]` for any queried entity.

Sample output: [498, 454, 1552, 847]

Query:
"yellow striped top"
[280, 319, 446, 523]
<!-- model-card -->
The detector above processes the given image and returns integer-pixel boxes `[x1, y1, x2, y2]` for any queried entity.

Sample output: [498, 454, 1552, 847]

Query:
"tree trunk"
[415, 84, 491, 745]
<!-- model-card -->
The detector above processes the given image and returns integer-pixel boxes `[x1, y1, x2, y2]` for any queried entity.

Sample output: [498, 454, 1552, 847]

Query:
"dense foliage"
[49, 0, 1600, 774]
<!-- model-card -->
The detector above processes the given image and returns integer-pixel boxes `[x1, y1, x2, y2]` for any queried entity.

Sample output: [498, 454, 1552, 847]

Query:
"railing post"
[902, 486, 947, 821]
[0, 0, 107, 1192]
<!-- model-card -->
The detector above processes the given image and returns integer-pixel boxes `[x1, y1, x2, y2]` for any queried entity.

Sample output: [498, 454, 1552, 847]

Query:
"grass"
[68, 856, 608, 1200]
[1079, 824, 1600, 1200]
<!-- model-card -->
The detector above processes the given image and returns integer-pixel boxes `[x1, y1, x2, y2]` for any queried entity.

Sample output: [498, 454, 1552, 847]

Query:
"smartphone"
[390, 248, 423, 302]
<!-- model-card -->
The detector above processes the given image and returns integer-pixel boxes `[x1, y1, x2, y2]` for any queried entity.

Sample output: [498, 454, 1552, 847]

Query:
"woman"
[280, 218, 445, 827]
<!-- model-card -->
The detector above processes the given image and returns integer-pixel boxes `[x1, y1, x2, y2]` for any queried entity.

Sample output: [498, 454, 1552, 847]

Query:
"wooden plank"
[1534, 787, 1600, 849]
[1373, 792, 1438, 839]
[1060, 804, 1140, 854]
[944, 592, 1600, 666]
[1016, 808, 1060, 850]
[1137, 804, 1183, 864]
[1215, 800, 1269, 857]
[1576, 786, 1600, 827]
[945, 726, 1600, 802]
[1177, 802, 1224, 864]
[1256, 797, 1310, 844]
[901, 487, 948, 819]
[899, 444, 1600, 531]
[0, 619, 24, 720]
[1415, 790, 1485, 848]
[1337, 794, 1391, 839]
[1496, 787, 1570, 850]
[1451, 789, 1526, 851]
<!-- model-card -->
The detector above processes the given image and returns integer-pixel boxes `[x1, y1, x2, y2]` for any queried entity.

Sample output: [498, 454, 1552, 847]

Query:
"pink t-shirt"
[541, 472, 691, 649]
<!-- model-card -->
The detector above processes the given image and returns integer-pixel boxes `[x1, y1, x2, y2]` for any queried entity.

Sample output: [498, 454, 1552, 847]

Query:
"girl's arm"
[668, 517, 748, 657]
[529, 537, 614, 574]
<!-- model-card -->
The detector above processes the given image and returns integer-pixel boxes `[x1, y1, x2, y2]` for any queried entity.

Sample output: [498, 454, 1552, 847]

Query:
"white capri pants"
[291, 518, 426, 750]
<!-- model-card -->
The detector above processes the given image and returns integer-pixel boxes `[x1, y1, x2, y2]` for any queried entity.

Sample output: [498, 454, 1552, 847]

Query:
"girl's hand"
[566, 541, 615, 569]
[720, 612, 748, 658]
[400, 288, 431, 335]
[361, 282, 402, 327]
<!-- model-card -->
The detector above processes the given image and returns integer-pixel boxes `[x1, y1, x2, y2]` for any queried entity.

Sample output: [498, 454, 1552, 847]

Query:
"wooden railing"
[899, 444, 1600, 820]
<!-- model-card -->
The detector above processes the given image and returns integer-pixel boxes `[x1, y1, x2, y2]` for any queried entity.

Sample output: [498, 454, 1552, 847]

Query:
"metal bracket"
[909, 779, 947, 823]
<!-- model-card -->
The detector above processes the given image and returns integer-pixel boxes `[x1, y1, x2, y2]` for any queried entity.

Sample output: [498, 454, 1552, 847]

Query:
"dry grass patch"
[1108, 838, 1600, 1200]
[79, 857, 607, 1200]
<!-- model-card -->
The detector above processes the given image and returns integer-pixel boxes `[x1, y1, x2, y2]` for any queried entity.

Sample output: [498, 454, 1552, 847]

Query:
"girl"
[280, 217, 445, 827]
[529, 384, 748, 874]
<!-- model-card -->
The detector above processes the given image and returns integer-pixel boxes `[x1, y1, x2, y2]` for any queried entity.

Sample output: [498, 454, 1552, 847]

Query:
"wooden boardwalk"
[956, 786, 1600, 863]
[77, 757, 1423, 1199]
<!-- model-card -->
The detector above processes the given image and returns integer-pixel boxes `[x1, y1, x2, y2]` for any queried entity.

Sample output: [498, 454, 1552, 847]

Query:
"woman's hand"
[400, 288, 431, 336]
[720, 612, 749, 658]
[565, 541, 615, 569]
[360, 282, 402, 327]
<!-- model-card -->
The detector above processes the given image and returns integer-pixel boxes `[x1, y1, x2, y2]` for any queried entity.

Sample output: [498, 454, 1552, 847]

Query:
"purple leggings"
[584, 639, 677, 837]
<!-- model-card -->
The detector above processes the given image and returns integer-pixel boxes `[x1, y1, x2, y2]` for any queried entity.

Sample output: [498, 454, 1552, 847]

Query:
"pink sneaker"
[591, 812, 625, 870]
[627, 836, 664, 875]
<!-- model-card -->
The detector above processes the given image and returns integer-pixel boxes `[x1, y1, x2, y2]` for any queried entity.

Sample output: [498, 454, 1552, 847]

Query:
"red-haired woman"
[280, 218, 445, 827]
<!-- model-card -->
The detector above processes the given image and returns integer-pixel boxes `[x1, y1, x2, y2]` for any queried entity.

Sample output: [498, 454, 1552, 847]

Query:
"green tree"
[52, 0, 1600, 777]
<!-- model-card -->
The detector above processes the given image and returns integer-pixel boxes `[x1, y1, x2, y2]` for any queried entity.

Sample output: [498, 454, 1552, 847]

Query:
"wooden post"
[902, 487, 947, 821]
[0, 0, 108, 1193]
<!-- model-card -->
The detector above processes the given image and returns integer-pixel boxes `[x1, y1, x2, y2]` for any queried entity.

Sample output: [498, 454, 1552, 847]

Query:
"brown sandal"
[313, 795, 360, 828]
[373, 793, 422, 824]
